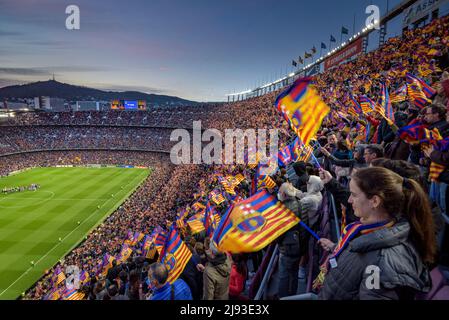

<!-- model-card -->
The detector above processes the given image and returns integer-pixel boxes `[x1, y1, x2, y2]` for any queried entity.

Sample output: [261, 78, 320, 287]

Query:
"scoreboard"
[111, 100, 147, 110]
[124, 101, 138, 110]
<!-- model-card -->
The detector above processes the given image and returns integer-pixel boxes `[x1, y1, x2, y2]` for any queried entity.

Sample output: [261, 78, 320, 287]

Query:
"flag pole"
[299, 221, 321, 240]
[353, 13, 356, 35]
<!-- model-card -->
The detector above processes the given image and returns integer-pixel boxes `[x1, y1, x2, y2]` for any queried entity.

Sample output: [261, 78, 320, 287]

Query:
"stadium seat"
[416, 266, 449, 300]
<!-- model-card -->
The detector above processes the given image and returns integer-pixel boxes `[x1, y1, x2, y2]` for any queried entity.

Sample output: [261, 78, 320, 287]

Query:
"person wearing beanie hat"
[291, 161, 309, 192]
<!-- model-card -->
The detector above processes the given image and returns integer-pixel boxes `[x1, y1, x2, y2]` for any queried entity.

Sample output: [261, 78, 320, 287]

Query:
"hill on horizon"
[0, 80, 199, 105]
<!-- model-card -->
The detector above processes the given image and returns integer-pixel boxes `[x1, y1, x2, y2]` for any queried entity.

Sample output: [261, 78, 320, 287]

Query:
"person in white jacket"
[292, 175, 324, 227]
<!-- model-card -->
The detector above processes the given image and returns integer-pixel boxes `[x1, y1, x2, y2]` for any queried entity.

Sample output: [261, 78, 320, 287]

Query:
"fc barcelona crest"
[233, 204, 266, 233]
[163, 253, 176, 272]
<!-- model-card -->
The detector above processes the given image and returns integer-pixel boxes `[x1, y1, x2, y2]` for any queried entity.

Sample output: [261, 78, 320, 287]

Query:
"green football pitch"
[0, 166, 150, 300]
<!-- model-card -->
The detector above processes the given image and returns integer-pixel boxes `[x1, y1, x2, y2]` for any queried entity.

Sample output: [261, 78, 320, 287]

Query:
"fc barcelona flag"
[159, 226, 192, 284]
[359, 95, 375, 114]
[376, 83, 395, 124]
[257, 175, 277, 190]
[187, 213, 206, 234]
[397, 121, 426, 145]
[203, 202, 220, 238]
[278, 143, 294, 167]
[116, 244, 133, 264]
[406, 73, 436, 99]
[210, 190, 226, 205]
[390, 84, 407, 103]
[275, 77, 330, 146]
[154, 229, 167, 254]
[213, 190, 300, 253]
[348, 94, 363, 115]
[406, 73, 434, 108]
[101, 253, 115, 277]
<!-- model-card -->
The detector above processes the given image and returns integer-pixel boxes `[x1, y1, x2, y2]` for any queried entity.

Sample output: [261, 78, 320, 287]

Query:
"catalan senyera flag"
[418, 64, 433, 78]
[359, 95, 375, 114]
[219, 174, 245, 195]
[192, 201, 206, 213]
[218, 175, 237, 195]
[430, 162, 446, 182]
[79, 270, 90, 286]
[62, 288, 85, 300]
[125, 231, 144, 246]
[421, 128, 447, 182]
[100, 253, 115, 277]
[406, 73, 435, 109]
[297, 144, 314, 162]
[275, 77, 330, 146]
[53, 266, 66, 286]
[257, 175, 277, 190]
[44, 288, 61, 300]
[187, 212, 206, 234]
[427, 48, 440, 56]
[116, 244, 133, 264]
[348, 94, 363, 115]
[213, 190, 300, 253]
[376, 83, 395, 124]
[390, 84, 407, 104]
[159, 226, 192, 284]
[176, 214, 186, 230]
[210, 190, 226, 205]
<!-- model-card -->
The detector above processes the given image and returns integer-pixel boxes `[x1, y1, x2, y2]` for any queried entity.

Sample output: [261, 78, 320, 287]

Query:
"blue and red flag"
[397, 121, 427, 145]
[158, 225, 192, 283]
[377, 83, 395, 123]
[406, 73, 437, 99]
[348, 94, 363, 115]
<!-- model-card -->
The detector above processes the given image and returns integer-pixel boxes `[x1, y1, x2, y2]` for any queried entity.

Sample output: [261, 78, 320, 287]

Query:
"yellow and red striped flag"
[210, 190, 226, 205]
[275, 77, 330, 146]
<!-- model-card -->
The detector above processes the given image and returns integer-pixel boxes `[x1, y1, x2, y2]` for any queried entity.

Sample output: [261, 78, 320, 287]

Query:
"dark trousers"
[278, 254, 300, 298]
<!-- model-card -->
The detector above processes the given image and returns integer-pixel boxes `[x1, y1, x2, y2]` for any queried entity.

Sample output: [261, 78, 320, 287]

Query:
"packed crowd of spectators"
[0, 126, 176, 155]
[1, 15, 449, 301]
[2, 107, 220, 128]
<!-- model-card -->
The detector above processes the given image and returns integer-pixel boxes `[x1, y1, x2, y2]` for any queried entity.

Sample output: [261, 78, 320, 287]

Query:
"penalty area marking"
[0, 169, 148, 298]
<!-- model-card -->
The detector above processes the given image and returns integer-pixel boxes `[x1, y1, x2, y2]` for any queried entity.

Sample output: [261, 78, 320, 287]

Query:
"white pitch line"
[0, 170, 148, 298]
[0, 197, 110, 201]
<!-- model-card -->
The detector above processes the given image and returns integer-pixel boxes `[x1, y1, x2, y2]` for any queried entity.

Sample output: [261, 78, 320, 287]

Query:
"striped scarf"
[313, 219, 396, 291]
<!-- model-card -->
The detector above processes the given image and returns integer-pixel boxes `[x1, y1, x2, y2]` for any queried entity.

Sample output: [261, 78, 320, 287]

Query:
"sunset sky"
[0, 0, 404, 101]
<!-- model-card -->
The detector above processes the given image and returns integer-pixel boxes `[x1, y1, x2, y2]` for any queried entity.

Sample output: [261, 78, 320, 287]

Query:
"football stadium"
[1, 0, 449, 307]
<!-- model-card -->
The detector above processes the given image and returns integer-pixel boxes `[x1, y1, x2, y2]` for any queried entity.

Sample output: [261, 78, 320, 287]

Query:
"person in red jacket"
[229, 254, 248, 300]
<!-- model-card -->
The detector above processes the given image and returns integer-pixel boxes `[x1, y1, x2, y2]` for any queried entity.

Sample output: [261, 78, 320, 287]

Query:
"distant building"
[74, 101, 100, 111]
[2, 101, 28, 110]
[33, 97, 66, 111]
